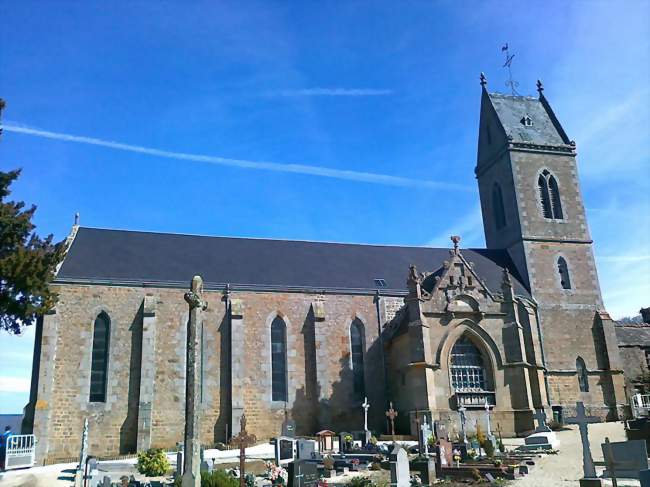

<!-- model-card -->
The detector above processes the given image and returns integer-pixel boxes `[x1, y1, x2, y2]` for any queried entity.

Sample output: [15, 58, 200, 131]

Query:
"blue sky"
[0, 1, 648, 414]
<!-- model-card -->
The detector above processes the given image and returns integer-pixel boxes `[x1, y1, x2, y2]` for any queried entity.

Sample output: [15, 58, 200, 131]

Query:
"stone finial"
[536, 79, 544, 95]
[480, 72, 487, 87]
[501, 267, 512, 288]
[74, 212, 80, 226]
[407, 264, 420, 285]
[451, 235, 461, 253]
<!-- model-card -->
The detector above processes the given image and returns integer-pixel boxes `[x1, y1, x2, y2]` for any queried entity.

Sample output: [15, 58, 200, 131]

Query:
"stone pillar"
[33, 310, 59, 465]
[230, 298, 245, 437]
[137, 296, 157, 451]
[183, 276, 207, 487]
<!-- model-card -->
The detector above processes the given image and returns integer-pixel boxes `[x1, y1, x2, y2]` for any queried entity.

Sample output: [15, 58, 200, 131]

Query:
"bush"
[201, 470, 240, 487]
[136, 448, 170, 477]
[345, 476, 373, 487]
[475, 424, 486, 445]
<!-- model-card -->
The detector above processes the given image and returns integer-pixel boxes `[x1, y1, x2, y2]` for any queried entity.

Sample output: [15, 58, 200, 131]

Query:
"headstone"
[231, 413, 257, 487]
[386, 402, 398, 437]
[176, 451, 184, 479]
[339, 431, 353, 452]
[389, 444, 409, 487]
[288, 460, 319, 487]
[602, 437, 648, 480]
[533, 409, 551, 433]
[639, 468, 650, 487]
[182, 276, 208, 487]
[274, 436, 295, 465]
[200, 458, 214, 473]
[523, 431, 559, 450]
[296, 439, 316, 460]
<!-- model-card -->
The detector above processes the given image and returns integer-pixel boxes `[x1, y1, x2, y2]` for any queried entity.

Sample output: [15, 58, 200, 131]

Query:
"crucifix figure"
[420, 416, 430, 455]
[182, 276, 208, 487]
[458, 406, 467, 444]
[385, 402, 398, 438]
[231, 413, 257, 487]
[483, 400, 492, 436]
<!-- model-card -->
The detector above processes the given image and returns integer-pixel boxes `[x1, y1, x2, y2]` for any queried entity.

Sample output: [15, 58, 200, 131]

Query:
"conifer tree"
[0, 99, 65, 333]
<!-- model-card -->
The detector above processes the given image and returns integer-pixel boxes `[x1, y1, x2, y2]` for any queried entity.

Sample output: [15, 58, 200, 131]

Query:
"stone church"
[24, 77, 626, 463]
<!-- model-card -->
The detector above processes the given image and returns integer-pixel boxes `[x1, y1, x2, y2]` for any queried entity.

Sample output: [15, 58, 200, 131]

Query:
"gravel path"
[508, 421, 642, 487]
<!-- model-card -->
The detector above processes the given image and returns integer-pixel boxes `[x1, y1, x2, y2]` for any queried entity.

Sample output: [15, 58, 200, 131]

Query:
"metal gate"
[3, 434, 36, 470]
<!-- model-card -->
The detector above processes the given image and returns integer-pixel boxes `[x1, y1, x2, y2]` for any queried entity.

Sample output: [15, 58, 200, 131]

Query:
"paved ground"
[505, 421, 642, 487]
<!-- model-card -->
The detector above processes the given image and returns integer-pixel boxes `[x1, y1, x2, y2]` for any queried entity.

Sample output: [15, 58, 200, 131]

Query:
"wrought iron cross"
[231, 414, 257, 487]
[385, 402, 398, 437]
[501, 43, 520, 95]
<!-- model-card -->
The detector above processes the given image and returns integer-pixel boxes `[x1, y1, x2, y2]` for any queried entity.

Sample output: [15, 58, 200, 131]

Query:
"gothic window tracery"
[450, 336, 487, 392]
[90, 312, 110, 402]
[271, 316, 288, 401]
[492, 183, 507, 230]
[558, 257, 572, 290]
[538, 170, 563, 219]
[350, 318, 366, 397]
[576, 357, 589, 392]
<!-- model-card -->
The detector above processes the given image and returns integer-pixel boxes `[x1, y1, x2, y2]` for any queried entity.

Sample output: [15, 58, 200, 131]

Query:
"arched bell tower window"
[576, 357, 589, 392]
[538, 170, 563, 219]
[350, 318, 366, 397]
[450, 336, 494, 407]
[271, 316, 288, 402]
[492, 183, 507, 230]
[557, 257, 572, 290]
[90, 312, 110, 402]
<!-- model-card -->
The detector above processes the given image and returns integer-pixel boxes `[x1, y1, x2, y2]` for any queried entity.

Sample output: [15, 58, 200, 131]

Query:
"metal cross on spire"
[501, 43, 520, 95]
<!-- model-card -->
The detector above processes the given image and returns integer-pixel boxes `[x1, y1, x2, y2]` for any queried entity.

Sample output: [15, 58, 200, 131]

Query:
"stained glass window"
[90, 312, 110, 402]
[271, 316, 288, 401]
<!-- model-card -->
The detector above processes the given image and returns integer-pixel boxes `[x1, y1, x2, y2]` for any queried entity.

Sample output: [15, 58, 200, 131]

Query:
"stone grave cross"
[183, 275, 208, 487]
[78, 417, 89, 471]
[483, 399, 492, 436]
[231, 413, 257, 487]
[573, 401, 598, 482]
[362, 397, 370, 431]
[533, 408, 551, 432]
[420, 416, 431, 455]
[386, 402, 398, 438]
[458, 406, 467, 443]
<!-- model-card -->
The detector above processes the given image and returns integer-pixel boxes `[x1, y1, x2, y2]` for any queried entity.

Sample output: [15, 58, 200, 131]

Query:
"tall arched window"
[90, 312, 110, 402]
[558, 257, 572, 290]
[492, 183, 507, 230]
[538, 170, 563, 219]
[450, 336, 487, 392]
[271, 316, 288, 401]
[576, 357, 589, 392]
[350, 319, 365, 396]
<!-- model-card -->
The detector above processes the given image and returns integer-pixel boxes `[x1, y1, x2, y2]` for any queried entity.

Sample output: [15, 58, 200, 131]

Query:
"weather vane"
[501, 43, 520, 95]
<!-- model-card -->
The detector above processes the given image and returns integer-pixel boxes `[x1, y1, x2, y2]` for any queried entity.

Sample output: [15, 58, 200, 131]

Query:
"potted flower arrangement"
[265, 461, 288, 485]
[493, 458, 502, 467]
[452, 448, 461, 468]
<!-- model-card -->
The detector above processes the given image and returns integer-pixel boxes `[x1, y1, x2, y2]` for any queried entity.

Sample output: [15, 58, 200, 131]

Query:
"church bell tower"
[474, 74, 625, 419]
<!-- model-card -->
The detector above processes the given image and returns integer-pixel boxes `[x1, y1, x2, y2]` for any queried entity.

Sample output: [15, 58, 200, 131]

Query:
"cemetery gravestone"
[339, 432, 353, 452]
[275, 437, 295, 465]
[569, 402, 602, 487]
[362, 397, 371, 443]
[386, 402, 398, 437]
[389, 444, 410, 487]
[297, 439, 316, 460]
[288, 460, 319, 487]
[602, 438, 648, 480]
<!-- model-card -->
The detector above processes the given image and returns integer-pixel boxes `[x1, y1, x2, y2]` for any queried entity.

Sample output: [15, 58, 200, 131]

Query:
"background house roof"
[615, 323, 650, 347]
[56, 227, 530, 296]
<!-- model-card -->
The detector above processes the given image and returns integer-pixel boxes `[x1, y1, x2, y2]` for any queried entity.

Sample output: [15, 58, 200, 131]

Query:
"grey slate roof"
[615, 324, 650, 347]
[56, 227, 530, 296]
[488, 92, 568, 146]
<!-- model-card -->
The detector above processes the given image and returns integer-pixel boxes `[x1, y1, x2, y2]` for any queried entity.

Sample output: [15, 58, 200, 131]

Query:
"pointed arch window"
[492, 183, 507, 230]
[576, 357, 589, 392]
[538, 170, 563, 219]
[271, 316, 288, 401]
[350, 319, 366, 397]
[450, 336, 495, 407]
[558, 257, 572, 290]
[90, 312, 110, 402]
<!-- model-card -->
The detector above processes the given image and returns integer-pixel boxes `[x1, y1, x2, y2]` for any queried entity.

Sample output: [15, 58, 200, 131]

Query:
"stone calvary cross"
[182, 276, 208, 487]
[362, 397, 370, 431]
[231, 413, 257, 487]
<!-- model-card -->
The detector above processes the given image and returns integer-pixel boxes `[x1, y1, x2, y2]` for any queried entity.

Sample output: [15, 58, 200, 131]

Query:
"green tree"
[1, 102, 65, 333]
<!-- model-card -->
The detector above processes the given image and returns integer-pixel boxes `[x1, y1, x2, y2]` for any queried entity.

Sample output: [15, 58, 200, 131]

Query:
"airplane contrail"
[2, 123, 472, 191]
